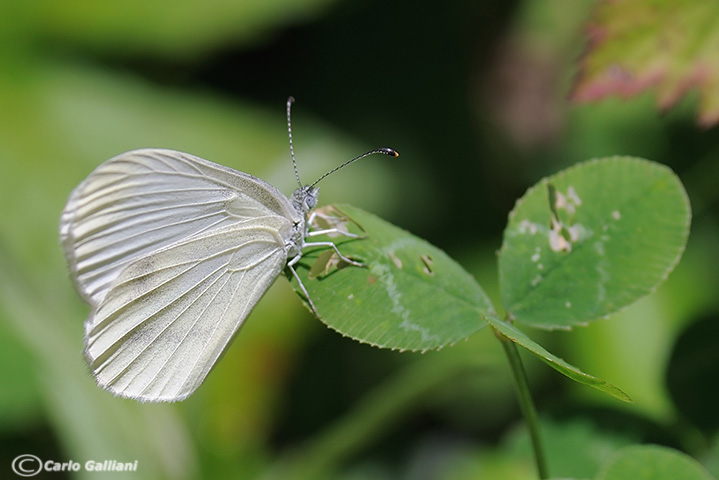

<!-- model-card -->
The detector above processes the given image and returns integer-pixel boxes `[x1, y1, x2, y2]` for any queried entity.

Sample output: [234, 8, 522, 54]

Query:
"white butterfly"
[60, 98, 397, 402]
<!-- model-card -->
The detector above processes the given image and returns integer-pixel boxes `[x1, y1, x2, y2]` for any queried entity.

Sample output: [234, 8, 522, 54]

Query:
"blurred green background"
[2, 0, 719, 478]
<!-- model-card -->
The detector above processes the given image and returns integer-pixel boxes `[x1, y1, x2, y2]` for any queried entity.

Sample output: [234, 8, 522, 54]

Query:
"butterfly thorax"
[287, 185, 319, 257]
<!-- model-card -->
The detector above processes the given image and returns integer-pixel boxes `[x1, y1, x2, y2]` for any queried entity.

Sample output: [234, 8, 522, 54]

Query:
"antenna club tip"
[287, 96, 296, 105]
[380, 147, 399, 157]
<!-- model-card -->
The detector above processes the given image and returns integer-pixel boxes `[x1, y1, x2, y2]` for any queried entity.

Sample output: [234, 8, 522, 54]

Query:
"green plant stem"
[497, 328, 548, 479]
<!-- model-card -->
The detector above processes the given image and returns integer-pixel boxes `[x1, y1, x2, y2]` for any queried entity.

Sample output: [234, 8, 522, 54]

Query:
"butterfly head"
[291, 185, 319, 216]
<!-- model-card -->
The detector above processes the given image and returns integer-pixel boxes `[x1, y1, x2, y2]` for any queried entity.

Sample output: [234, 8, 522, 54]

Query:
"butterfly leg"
[307, 210, 365, 239]
[290, 209, 366, 317]
[307, 228, 361, 238]
[303, 240, 364, 267]
[287, 254, 319, 316]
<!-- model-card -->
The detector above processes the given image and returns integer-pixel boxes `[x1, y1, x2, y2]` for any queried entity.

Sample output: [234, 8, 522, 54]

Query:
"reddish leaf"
[572, 0, 719, 127]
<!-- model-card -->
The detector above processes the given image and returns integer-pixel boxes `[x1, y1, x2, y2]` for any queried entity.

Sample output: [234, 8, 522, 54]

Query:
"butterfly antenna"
[287, 96, 303, 189]
[287, 97, 399, 188]
[310, 147, 399, 188]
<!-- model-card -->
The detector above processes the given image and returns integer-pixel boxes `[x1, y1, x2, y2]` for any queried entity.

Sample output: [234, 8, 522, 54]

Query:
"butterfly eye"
[305, 188, 318, 209]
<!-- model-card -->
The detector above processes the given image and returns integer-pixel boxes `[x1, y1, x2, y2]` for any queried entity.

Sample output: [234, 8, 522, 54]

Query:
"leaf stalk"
[496, 326, 548, 479]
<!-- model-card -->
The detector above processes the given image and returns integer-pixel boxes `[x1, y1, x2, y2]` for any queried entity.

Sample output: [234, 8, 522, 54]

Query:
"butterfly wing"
[60, 148, 301, 307]
[85, 217, 292, 401]
[60, 148, 304, 401]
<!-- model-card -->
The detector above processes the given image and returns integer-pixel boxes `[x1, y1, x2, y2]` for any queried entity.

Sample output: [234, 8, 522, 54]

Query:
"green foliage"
[499, 157, 690, 329]
[1, 0, 336, 58]
[485, 315, 631, 402]
[293, 157, 689, 407]
[291, 205, 495, 352]
[506, 418, 637, 479]
[595, 445, 714, 480]
[286, 154, 696, 477]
